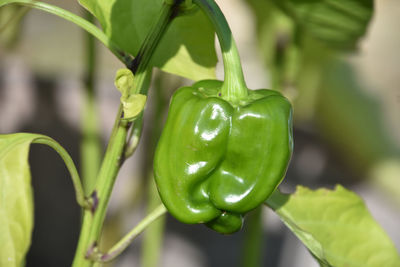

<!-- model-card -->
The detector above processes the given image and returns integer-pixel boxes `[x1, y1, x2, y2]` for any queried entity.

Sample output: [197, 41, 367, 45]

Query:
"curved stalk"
[0, 0, 132, 65]
[32, 137, 90, 209]
[193, 0, 248, 102]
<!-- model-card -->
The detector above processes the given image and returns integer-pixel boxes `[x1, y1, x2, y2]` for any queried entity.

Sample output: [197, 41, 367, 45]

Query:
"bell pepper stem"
[193, 0, 248, 102]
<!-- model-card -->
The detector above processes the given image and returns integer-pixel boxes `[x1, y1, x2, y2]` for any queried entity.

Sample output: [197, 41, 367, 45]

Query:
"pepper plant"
[0, 0, 399, 266]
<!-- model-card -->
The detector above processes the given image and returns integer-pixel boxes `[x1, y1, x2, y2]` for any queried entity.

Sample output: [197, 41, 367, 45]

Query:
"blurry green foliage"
[272, 0, 374, 49]
[0, 5, 28, 49]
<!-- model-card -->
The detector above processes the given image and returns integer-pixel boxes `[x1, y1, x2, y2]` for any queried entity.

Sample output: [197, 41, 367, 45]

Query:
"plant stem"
[124, 0, 181, 155]
[241, 206, 263, 267]
[123, 68, 152, 158]
[72, 116, 129, 267]
[141, 72, 170, 267]
[123, 0, 178, 153]
[72, 2, 180, 266]
[32, 137, 90, 209]
[124, 113, 144, 158]
[141, 179, 166, 267]
[129, 2, 177, 95]
[193, 0, 247, 102]
[81, 10, 101, 195]
[0, 0, 132, 65]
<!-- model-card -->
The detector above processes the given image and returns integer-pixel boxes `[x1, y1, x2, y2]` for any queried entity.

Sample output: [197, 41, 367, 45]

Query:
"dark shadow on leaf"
[109, 0, 217, 79]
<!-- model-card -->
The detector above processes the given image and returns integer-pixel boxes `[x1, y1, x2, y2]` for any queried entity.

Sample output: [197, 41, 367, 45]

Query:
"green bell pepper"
[153, 0, 293, 234]
[154, 80, 293, 233]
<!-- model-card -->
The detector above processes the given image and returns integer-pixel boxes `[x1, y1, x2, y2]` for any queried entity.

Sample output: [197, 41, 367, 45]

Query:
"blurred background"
[0, 0, 399, 266]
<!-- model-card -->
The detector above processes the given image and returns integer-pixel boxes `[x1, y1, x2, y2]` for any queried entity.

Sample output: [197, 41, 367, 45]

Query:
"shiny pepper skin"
[154, 80, 293, 234]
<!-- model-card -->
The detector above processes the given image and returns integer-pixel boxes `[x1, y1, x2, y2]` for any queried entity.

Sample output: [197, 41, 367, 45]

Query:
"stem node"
[85, 241, 99, 260]
[89, 190, 99, 214]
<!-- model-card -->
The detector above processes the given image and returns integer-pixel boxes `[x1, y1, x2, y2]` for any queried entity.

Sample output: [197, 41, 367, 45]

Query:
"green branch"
[32, 137, 91, 209]
[241, 206, 263, 267]
[87, 204, 167, 262]
[72, 115, 129, 267]
[72, 2, 181, 266]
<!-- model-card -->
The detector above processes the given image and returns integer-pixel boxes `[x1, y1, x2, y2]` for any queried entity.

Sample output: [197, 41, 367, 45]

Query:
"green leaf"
[0, 133, 37, 267]
[0, 133, 88, 266]
[79, 0, 217, 81]
[266, 185, 400, 267]
[121, 94, 147, 120]
[114, 68, 147, 120]
[315, 61, 400, 172]
[115, 68, 135, 98]
[273, 0, 374, 49]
